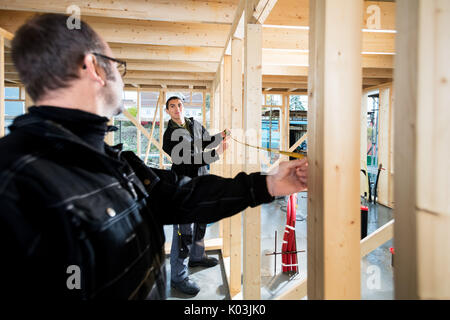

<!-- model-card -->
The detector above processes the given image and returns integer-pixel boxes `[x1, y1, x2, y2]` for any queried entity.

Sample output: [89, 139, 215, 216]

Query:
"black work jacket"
[163, 117, 222, 178]
[0, 112, 274, 300]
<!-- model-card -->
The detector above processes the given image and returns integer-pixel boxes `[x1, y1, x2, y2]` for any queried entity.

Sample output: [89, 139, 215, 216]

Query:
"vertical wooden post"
[0, 36, 4, 138]
[395, 0, 450, 299]
[361, 92, 368, 200]
[230, 37, 243, 297]
[377, 85, 392, 207]
[280, 94, 290, 161]
[243, 6, 262, 299]
[136, 87, 141, 157]
[222, 54, 232, 258]
[307, 0, 362, 299]
[202, 91, 206, 128]
[159, 91, 165, 169]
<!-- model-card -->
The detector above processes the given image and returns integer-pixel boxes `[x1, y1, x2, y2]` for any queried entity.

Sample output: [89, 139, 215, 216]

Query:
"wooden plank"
[275, 278, 308, 300]
[222, 55, 232, 259]
[136, 87, 141, 157]
[111, 44, 223, 63]
[165, 237, 223, 255]
[360, 220, 394, 257]
[393, 0, 419, 300]
[0, 10, 230, 48]
[262, 50, 394, 68]
[361, 92, 369, 199]
[414, 0, 450, 299]
[242, 19, 262, 300]
[377, 85, 391, 206]
[230, 37, 244, 297]
[307, 0, 362, 300]
[276, 219, 395, 300]
[253, 0, 279, 24]
[0, 0, 239, 24]
[124, 71, 215, 81]
[265, 0, 395, 30]
[262, 26, 395, 53]
[123, 79, 211, 88]
[126, 60, 218, 73]
[217, 0, 245, 75]
[159, 92, 165, 168]
[144, 93, 163, 165]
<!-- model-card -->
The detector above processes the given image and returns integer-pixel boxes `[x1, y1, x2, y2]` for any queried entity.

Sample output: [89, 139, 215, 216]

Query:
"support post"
[230, 37, 243, 297]
[136, 87, 141, 157]
[307, 0, 362, 299]
[394, 0, 450, 299]
[222, 54, 232, 258]
[242, 5, 262, 299]
[159, 91, 166, 169]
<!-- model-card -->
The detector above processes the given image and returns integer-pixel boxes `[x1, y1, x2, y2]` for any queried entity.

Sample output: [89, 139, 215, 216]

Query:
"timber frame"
[1, 0, 449, 300]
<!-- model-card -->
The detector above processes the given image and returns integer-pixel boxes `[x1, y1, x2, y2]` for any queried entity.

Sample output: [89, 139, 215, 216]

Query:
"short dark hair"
[12, 13, 112, 101]
[165, 96, 184, 109]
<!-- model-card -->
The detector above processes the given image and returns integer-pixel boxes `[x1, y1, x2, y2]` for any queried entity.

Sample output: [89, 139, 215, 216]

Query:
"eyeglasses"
[92, 53, 127, 77]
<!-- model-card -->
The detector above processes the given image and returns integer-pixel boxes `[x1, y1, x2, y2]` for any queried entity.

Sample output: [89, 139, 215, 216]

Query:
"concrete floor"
[163, 192, 394, 300]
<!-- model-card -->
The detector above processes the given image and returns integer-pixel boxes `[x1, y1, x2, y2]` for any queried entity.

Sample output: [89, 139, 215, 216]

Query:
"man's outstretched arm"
[123, 150, 308, 225]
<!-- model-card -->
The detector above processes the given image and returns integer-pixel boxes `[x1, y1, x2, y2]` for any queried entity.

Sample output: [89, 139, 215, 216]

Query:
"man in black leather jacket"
[0, 13, 308, 300]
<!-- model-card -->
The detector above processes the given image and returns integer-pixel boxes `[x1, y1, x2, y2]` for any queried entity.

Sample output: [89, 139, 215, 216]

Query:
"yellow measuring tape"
[224, 130, 307, 160]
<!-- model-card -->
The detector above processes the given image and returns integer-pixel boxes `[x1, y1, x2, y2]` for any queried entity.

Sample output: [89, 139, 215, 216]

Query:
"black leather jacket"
[163, 117, 222, 178]
[0, 112, 274, 299]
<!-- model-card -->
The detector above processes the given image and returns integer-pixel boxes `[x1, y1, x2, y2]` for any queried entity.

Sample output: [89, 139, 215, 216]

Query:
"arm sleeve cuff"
[248, 172, 275, 207]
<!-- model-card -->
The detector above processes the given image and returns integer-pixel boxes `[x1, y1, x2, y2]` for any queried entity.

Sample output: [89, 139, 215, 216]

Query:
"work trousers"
[170, 223, 207, 283]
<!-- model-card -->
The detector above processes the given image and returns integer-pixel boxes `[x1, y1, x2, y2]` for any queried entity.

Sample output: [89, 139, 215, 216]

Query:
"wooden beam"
[395, 0, 450, 300]
[216, 0, 245, 75]
[242, 16, 262, 299]
[222, 55, 232, 260]
[253, 0, 279, 24]
[377, 84, 393, 207]
[276, 219, 395, 300]
[126, 60, 218, 73]
[165, 237, 223, 255]
[144, 93, 163, 165]
[262, 50, 394, 68]
[0, 10, 230, 47]
[307, 0, 362, 300]
[360, 220, 394, 258]
[123, 79, 211, 87]
[110, 44, 222, 63]
[124, 71, 215, 81]
[230, 37, 244, 297]
[262, 26, 395, 53]
[265, 0, 396, 30]
[1, 0, 239, 24]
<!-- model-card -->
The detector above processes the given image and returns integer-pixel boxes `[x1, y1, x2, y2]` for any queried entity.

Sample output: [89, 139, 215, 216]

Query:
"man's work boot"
[188, 256, 219, 268]
[171, 277, 200, 295]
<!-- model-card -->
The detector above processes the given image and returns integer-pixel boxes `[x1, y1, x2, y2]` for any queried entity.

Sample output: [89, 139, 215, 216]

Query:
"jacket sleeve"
[121, 150, 274, 225]
[147, 168, 274, 225]
[163, 127, 219, 168]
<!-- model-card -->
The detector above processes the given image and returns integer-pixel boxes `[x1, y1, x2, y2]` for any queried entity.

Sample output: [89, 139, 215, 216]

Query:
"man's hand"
[216, 140, 228, 155]
[266, 159, 308, 197]
[221, 128, 231, 140]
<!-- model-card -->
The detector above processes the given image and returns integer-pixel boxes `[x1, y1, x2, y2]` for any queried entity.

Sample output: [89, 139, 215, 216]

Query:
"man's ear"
[82, 54, 106, 86]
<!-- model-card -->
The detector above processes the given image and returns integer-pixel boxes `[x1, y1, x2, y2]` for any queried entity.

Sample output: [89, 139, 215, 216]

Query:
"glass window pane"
[5, 101, 24, 116]
[289, 95, 308, 111]
[5, 87, 20, 100]
[265, 94, 282, 106]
